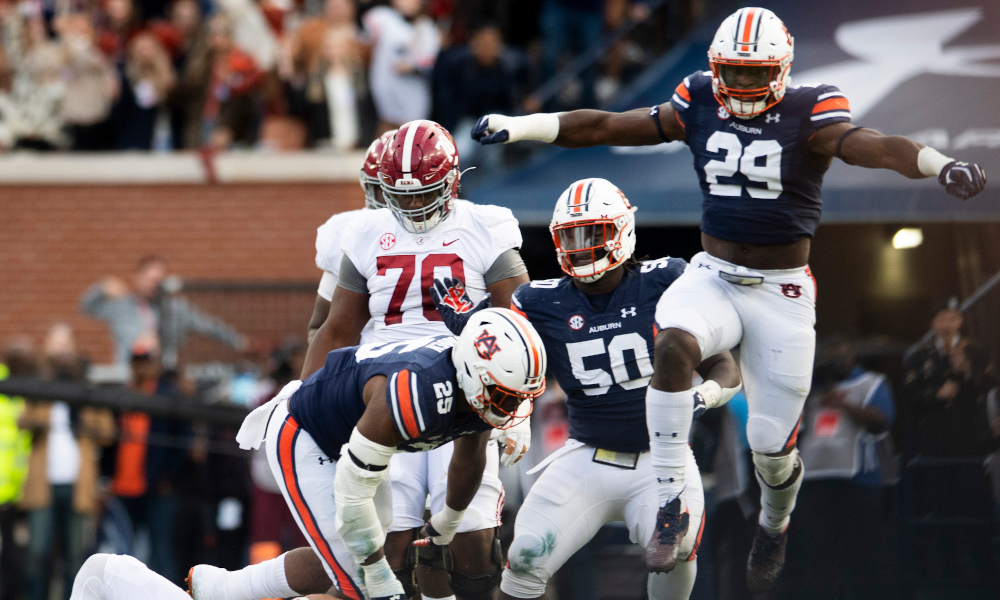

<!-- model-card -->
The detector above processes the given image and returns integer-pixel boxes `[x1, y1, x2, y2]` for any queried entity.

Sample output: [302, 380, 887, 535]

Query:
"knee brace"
[414, 540, 454, 573]
[449, 535, 503, 600]
[393, 544, 419, 599]
[752, 449, 802, 489]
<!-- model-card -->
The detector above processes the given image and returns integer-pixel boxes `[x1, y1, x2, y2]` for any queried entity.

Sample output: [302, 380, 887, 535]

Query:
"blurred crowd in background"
[0, 251, 997, 600]
[0, 0, 681, 156]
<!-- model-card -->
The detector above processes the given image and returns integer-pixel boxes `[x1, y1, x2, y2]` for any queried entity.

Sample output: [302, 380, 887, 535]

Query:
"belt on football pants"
[592, 447, 642, 470]
[718, 271, 765, 286]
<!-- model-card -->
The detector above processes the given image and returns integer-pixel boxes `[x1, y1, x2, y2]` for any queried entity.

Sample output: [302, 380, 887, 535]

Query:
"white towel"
[236, 380, 302, 450]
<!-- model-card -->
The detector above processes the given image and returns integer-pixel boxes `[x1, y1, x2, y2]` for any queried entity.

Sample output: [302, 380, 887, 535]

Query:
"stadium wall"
[0, 153, 366, 363]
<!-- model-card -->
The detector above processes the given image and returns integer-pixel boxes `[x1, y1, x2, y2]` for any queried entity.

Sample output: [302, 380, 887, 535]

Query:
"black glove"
[939, 160, 986, 200]
[430, 277, 491, 335]
[471, 115, 509, 145]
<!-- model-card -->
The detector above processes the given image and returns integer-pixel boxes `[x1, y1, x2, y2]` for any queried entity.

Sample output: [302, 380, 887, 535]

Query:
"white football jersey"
[315, 208, 368, 301]
[341, 200, 522, 344]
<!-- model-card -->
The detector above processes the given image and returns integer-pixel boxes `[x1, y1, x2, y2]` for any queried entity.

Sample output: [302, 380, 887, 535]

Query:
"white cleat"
[186, 565, 231, 600]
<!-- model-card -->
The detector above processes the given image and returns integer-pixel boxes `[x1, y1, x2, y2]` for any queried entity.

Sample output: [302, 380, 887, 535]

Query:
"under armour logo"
[318, 456, 334, 465]
[621, 307, 637, 318]
[766, 113, 781, 123]
[697, 263, 711, 269]
[656, 477, 676, 484]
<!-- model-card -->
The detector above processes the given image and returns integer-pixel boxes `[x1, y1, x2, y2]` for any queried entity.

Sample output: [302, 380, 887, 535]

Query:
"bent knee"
[746, 415, 799, 455]
[506, 532, 555, 581]
[654, 329, 702, 365]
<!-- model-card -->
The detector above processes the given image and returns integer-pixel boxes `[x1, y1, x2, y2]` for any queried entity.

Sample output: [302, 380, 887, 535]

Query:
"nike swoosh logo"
[443, 239, 459, 246]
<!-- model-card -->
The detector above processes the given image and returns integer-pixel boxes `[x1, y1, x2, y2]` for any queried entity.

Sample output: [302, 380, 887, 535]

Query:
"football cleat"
[746, 525, 789, 594]
[645, 496, 690, 572]
[186, 565, 229, 600]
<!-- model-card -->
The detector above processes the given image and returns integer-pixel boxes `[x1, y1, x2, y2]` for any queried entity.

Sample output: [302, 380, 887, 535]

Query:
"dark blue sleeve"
[669, 71, 709, 131]
[641, 256, 687, 287]
[864, 378, 895, 426]
[807, 84, 852, 134]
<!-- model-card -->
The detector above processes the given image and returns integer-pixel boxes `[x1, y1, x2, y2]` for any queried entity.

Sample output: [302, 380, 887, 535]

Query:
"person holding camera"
[80, 254, 248, 369]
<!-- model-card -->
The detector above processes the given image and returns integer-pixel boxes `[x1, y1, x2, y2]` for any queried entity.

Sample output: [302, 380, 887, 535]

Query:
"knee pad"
[752, 449, 802, 488]
[746, 415, 798, 455]
[450, 536, 503, 600]
[502, 533, 550, 599]
[392, 544, 418, 599]
[414, 540, 454, 572]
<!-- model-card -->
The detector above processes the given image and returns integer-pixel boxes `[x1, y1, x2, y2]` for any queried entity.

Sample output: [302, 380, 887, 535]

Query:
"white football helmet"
[708, 7, 793, 119]
[453, 308, 547, 429]
[549, 178, 637, 282]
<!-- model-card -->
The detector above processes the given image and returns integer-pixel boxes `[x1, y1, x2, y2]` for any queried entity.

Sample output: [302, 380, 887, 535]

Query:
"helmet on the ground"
[453, 308, 546, 429]
[360, 130, 397, 209]
[378, 120, 460, 234]
[549, 178, 637, 282]
[708, 7, 793, 118]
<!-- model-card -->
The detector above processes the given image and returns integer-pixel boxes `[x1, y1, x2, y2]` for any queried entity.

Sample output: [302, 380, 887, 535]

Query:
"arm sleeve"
[669, 72, 702, 130]
[386, 368, 427, 441]
[509, 283, 529, 317]
[337, 256, 370, 294]
[809, 85, 852, 133]
[481, 206, 524, 271]
[484, 248, 528, 286]
[317, 271, 338, 302]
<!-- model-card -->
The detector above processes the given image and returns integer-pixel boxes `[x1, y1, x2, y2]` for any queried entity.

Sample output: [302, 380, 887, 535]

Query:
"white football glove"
[495, 408, 531, 467]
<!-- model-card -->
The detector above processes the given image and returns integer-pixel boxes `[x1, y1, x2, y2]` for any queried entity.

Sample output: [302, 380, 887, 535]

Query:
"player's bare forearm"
[300, 286, 370, 379]
[696, 351, 741, 390]
[444, 431, 490, 511]
[556, 106, 678, 148]
[307, 295, 331, 344]
[809, 123, 924, 178]
[486, 273, 529, 310]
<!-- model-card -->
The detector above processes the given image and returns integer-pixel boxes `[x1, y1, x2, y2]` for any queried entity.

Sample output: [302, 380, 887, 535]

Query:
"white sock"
[755, 454, 803, 535]
[647, 559, 697, 600]
[228, 553, 299, 600]
[646, 387, 694, 506]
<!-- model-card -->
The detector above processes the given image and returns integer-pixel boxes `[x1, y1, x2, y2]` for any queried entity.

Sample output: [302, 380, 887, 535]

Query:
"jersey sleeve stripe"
[810, 111, 851, 122]
[674, 82, 691, 102]
[409, 371, 425, 432]
[817, 91, 844, 101]
[388, 372, 410, 440]
[812, 97, 850, 114]
[395, 369, 421, 439]
[510, 303, 528, 319]
[671, 94, 690, 109]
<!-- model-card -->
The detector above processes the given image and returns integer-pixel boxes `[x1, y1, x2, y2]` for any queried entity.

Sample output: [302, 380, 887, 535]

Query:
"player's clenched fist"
[939, 160, 986, 200]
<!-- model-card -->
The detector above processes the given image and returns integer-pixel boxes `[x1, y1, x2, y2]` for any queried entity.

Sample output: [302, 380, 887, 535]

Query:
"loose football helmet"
[378, 120, 460, 234]
[360, 130, 397, 209]
[453, 308, 547, 429]
[550, 178, 637, 282]
[708, 7, 793, 118]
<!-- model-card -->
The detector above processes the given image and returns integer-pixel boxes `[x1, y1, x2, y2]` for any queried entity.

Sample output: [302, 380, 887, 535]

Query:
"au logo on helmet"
[474, 330, 501, 360]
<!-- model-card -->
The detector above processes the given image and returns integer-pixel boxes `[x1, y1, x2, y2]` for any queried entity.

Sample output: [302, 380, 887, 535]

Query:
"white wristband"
[491, 113, 560, 144]
[692, 380, 742, 410]
[917, 147, 954, 178]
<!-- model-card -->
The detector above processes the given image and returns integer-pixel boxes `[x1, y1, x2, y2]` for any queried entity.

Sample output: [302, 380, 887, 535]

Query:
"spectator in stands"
[20, 324, 115, 600]
[288, 0, 359, 79]
[216, 0, 279, 72]
[97, 0, 144, 64]
[166, 0, 208, 149]
[111, 32, 176, 149]
[0, 4, 67, 150]
[0, 341, 34, 600]
[903, 299, 995, 457]
[174, 14, 264, 149]
[363, 0, 440, 132]
[539, 0, 604, 109]
[81, 254, 247, 368]
[432, 23, 527, 169]
[775, 337, 897, 600]
[55, 12, 119, 150]
[286, 26, 373, 149]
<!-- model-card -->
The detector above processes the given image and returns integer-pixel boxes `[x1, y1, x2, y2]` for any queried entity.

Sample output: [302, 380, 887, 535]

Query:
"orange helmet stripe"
[740, 8, 757, 51]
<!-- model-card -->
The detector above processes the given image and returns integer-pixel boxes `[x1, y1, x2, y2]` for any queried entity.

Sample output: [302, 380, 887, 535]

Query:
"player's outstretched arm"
[471, 102, 684, 149]
[300, 284, 370, 379]
[809, 123, 986, 200]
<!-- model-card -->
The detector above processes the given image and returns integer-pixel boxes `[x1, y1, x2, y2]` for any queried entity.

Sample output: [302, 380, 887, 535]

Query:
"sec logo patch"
[717, 106, 730, 120]
[568, 314, 585, 330]
[379, 233, 395, 250]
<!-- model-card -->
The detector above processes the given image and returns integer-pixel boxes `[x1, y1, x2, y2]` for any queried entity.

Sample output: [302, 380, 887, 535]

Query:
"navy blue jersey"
[288, 335, 491, 459]
[669, 70, 852, 244]
[511, 258, 686, 452]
